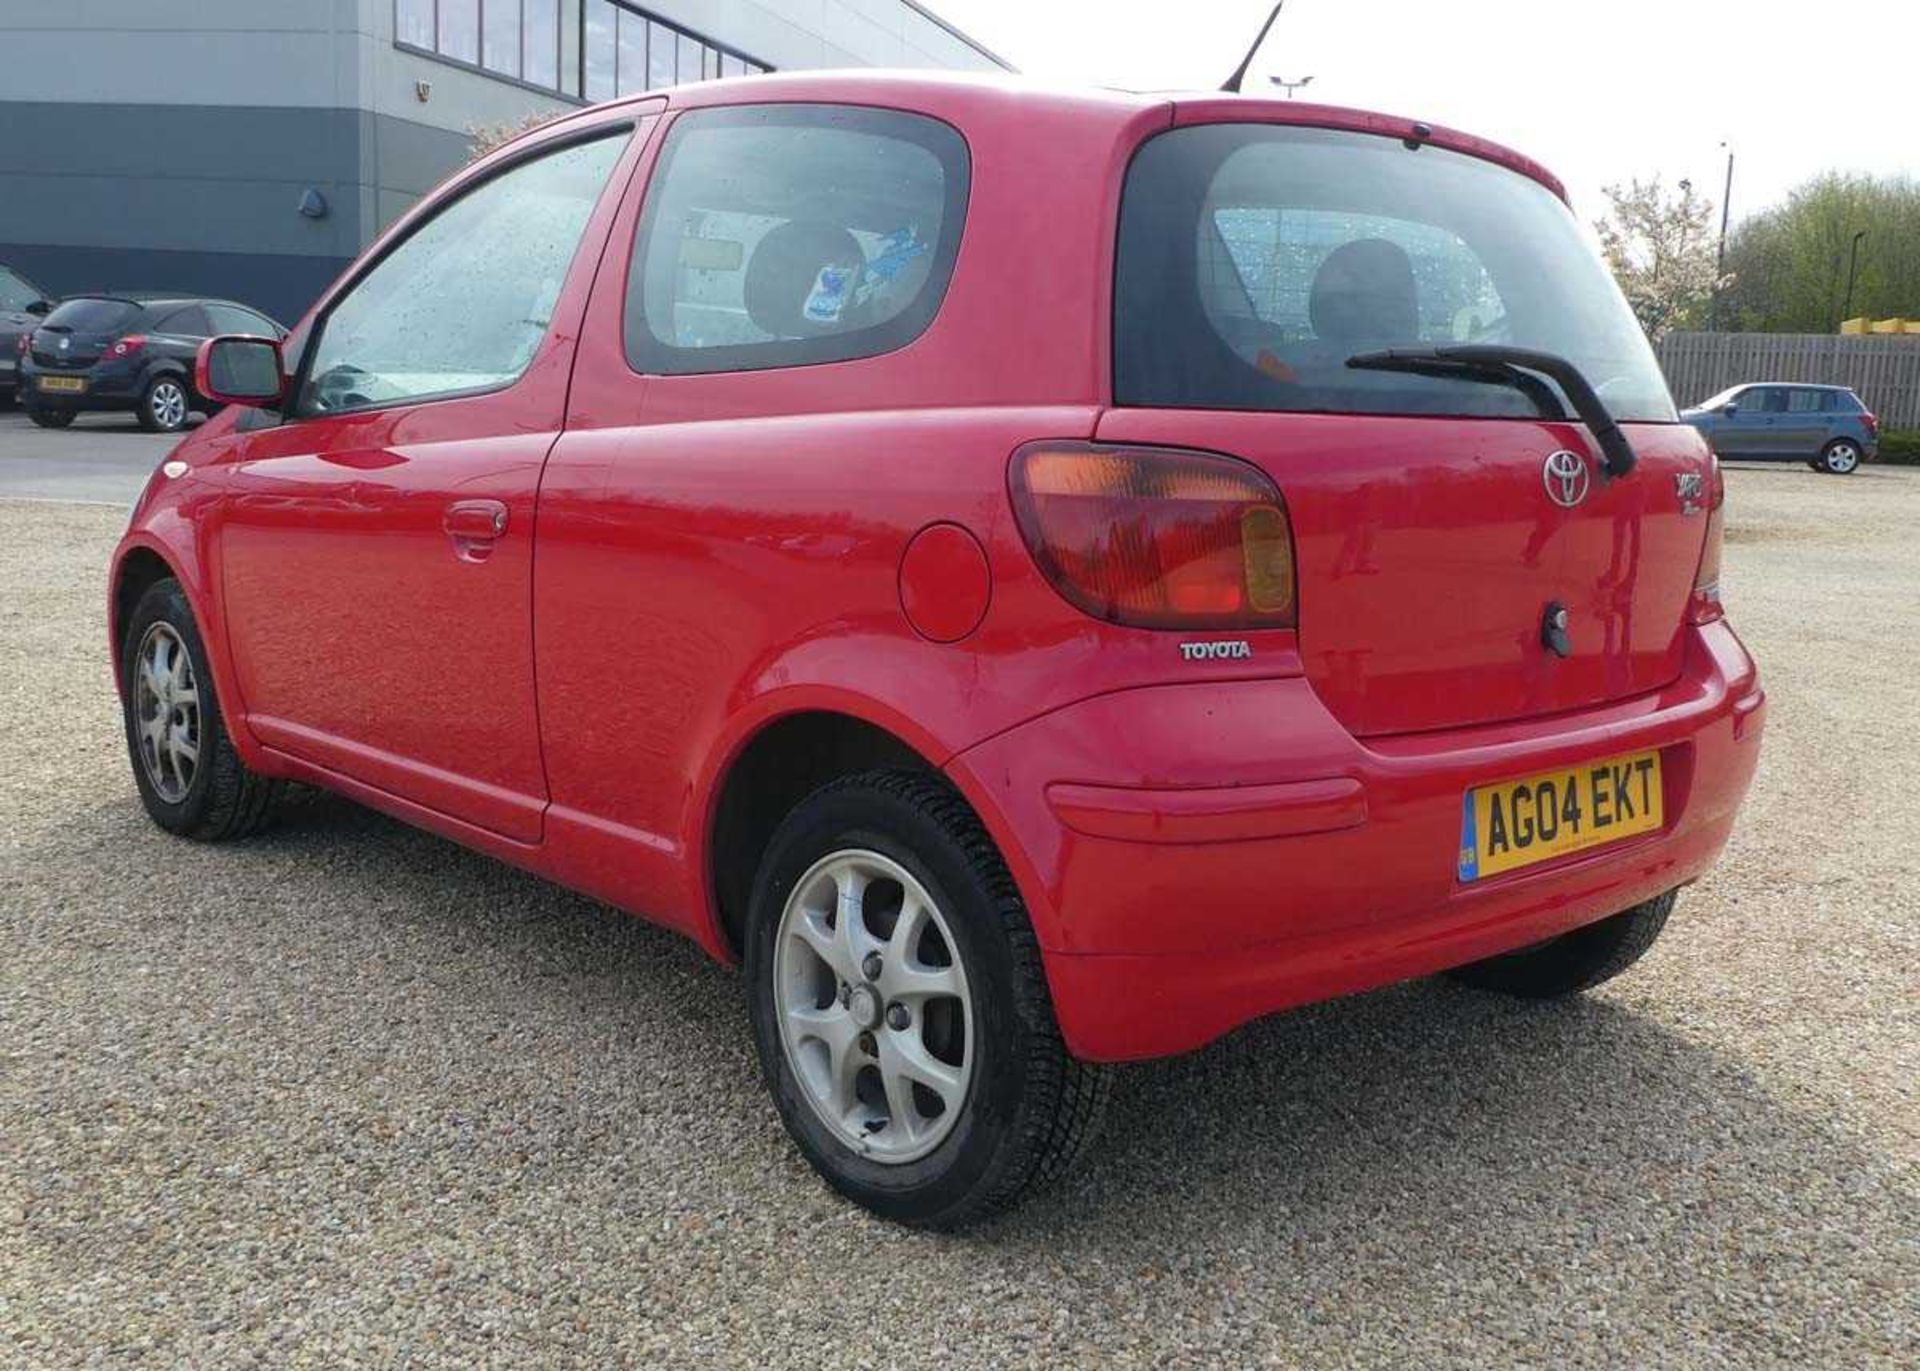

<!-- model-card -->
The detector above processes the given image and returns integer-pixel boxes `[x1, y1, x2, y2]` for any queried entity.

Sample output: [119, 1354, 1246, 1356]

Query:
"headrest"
[1307, 237, 1419, 346]
[743, 220, 867, 338]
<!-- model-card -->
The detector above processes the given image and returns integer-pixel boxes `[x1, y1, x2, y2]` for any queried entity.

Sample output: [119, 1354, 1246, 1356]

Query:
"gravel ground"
[3, 467, 1916, 1367]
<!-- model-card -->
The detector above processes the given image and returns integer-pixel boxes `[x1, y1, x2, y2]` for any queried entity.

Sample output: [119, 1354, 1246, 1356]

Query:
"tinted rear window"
[43, 298, 141, 333]
[1115, 124, 1676, 422]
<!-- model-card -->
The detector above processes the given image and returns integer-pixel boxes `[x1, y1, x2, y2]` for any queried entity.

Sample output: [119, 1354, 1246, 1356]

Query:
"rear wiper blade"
[1347, 345, 1637, 478]
[1338, 354, 1568, 423]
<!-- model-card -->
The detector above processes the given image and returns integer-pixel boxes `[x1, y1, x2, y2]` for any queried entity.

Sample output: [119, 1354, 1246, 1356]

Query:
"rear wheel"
[121, 577, 279, 839]
[745, 770, 1109, 1228]
[1819, 438, 1862, 475]
[27, 405, 75, 429]
[1446, 891, 1675, 998]
[138, 374, 191, 433]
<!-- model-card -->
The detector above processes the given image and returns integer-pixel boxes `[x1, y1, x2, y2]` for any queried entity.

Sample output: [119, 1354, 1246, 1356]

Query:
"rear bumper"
[948, 619, 1764, 1061]
[20, 367, 143, 409]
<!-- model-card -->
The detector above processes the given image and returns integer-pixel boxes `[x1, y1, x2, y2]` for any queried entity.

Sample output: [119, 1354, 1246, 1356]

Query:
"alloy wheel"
[773, 848, 973, 1164]
[1825, 441, 1861, 474]
[133, 622, 200, 802]
[149, 380, 188, 430]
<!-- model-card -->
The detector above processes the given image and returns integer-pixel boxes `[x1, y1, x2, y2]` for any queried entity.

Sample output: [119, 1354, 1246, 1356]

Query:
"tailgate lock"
[1541, 601, 1572, 658]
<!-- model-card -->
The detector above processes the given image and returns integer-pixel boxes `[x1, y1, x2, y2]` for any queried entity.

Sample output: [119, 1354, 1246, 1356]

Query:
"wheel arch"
[108, 532, 274, 775]
[701, 704, 943, 960]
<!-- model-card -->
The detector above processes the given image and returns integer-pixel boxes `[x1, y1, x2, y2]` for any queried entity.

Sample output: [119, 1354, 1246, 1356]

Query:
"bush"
[467, 109, 564, 162]
[1878, 429, 1920, 465]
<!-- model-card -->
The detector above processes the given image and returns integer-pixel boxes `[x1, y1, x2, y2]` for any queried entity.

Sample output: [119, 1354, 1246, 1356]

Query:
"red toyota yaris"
[111, 73, 1763, 1226]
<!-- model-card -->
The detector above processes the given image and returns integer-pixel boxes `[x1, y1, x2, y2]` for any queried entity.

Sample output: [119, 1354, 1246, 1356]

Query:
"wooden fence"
[1655, 332, 1920, 428]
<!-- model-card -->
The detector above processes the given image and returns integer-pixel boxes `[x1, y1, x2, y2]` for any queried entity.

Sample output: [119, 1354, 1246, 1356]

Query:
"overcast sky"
[927, 0, 1918, 226]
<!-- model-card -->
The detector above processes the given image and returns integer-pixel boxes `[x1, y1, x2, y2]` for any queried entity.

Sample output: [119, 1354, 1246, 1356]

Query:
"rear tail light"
[1863, 410, 1879, 438]
[1688, 452, 1726, 624]
[14, 334, 26, 356]
[1009, 442, 1296, 629]
[109, 334, 148, 358]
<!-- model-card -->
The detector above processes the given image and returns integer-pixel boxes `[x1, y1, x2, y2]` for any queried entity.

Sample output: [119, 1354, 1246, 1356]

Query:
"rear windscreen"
[42, 298, 141, 333]
[1114, 124, 1676, 423]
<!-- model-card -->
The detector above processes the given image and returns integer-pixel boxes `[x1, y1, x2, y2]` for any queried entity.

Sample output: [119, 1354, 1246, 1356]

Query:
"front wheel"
[138, 374, 191, 433]
[27, 405, 75, 429]
[121, 577, 280, 839]
[1819, 438, 1863, 475]
[745, 770, 1109, 1228]
[1446, 890, 1675, 999]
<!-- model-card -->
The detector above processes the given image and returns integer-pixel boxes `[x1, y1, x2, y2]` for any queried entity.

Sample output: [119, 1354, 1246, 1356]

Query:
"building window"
[396, 1, 770, 101]
[482, 0, 521, 75]
[438, 0, 480, 64]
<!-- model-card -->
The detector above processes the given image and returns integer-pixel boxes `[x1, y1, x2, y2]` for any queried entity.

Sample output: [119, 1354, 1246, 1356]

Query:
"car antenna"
[1222, 1, 1287, 93]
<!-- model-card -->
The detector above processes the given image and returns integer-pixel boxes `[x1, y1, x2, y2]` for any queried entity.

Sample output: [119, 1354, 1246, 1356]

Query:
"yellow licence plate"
[37, 376, 87, 393]
[1458, 749, 1663, 881]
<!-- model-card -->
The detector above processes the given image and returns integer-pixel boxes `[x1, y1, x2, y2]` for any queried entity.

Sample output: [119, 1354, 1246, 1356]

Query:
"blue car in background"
[1681, 382, 1879, 475]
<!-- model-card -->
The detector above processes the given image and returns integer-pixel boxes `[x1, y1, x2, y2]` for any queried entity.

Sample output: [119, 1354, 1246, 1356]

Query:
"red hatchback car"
[112, 73, 1764, 1226]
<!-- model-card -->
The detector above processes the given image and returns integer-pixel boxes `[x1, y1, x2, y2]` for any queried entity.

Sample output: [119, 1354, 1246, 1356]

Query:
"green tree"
[1720, 174, 1920, 332]
[1594, 177, 1725, 338]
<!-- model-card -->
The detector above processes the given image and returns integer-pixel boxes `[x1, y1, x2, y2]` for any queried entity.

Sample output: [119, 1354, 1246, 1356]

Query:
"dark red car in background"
[110, 73, 1764, 1227]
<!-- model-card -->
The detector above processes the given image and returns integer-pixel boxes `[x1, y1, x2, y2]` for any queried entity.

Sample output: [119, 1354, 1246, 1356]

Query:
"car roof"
[517, 69, 1569, 204]
[1743, 381, 1855, 392]
[67, 292, 266, 309]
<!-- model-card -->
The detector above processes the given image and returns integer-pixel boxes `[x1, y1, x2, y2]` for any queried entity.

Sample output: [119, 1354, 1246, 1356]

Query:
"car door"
[1714, 385, 1776, 457]
[1780, 387, 1828, 455]
[216, 123, 640, 843]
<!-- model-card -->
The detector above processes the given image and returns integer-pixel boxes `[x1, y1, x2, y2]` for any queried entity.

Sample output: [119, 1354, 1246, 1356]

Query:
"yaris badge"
[1542, 450, 1590, 508]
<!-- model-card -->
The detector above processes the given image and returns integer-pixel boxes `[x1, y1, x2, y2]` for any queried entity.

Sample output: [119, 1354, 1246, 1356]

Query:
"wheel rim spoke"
[788, 905, 845, 979]
[879, 894, 961, 1000]
[883, 1032, 963, 1109]
[832, 863, 877, 969]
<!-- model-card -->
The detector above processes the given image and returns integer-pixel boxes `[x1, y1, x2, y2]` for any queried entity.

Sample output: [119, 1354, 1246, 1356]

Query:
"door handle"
[444, 499, 508, 562]
[444, 498, 509, 541]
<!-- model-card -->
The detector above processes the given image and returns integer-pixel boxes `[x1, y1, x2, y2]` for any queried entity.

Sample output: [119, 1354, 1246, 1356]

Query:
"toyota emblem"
[1542, 449, 1591, 508]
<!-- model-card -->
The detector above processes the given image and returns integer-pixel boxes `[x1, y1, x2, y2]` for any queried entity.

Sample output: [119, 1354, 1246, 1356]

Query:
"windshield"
[0, 266, 44, 312]
[43, 297, 141, 333]
[1115, 124, 1677, 423]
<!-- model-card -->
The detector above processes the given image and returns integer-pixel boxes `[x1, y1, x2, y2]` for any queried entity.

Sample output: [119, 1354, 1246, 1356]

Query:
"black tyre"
[27, 405, 75, 429]
[121, 577, 279, 839]
[137, 373, 192, 433]
[1446, 890, 1676, 999]
[745, 769, 1109, 1228]
[0, 386, 16, 410]
[1819, 438, 1863, 475]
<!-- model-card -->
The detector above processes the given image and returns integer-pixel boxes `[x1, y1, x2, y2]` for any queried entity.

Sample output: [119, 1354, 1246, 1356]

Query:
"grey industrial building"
[0, 1, 1007, 324]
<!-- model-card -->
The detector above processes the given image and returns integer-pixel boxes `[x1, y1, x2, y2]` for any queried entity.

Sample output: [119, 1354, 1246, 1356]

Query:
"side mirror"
[196, 335, 284, 407]
[1719, 403, 1737, 416]
[25, 299, 52, 317]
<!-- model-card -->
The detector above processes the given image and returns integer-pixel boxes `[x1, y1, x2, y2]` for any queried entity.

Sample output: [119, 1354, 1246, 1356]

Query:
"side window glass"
[298, 130, 630, 416]
[0, 268, 38, 312]
[208, 304, 278, 336]
[1750, 387, 1787, 413]
[625, 104, 969, 375]
[159, 306, 212, 337]
[1786, 388, 1823, 413]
